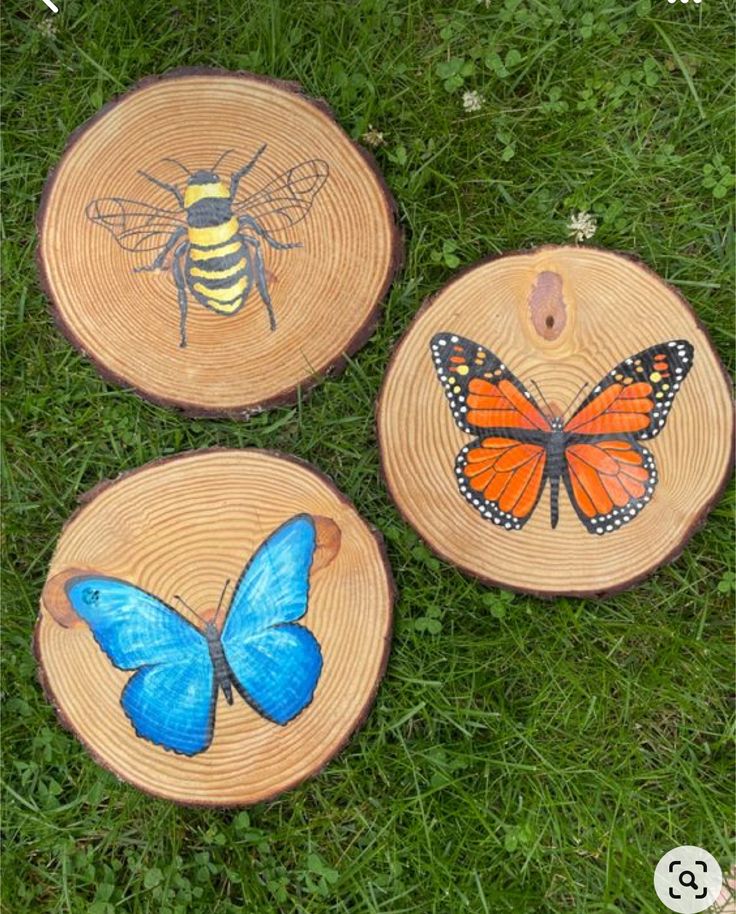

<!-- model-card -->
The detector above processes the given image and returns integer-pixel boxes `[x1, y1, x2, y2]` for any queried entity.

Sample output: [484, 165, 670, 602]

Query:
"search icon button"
[654, 846, 722, 913]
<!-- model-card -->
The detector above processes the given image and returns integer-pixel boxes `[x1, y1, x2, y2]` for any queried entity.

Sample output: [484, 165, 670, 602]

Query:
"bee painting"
[85, 147, 330, 348]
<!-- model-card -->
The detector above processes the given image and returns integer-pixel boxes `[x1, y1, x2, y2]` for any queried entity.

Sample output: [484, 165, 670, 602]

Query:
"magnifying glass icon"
[679, 870, 699, 890]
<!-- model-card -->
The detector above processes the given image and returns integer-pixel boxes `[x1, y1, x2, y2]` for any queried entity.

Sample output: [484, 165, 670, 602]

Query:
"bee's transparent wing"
[86, 197, 186, 253]
[233, 160, 329, 233]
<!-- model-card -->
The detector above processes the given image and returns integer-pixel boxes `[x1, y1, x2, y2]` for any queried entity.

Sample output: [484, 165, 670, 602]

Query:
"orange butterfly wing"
[563, 340, 693, 440]
[431, 334, 551, 529]
[563, 440, 656, 534]
[562, 341, 693, 534]
[458, 437, 547, 530]
[430, 334, 551, 435]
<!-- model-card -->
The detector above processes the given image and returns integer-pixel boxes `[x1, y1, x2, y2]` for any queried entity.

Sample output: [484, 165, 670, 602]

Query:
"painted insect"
[86, 147, 330, 347]
[63, 515, 323, 755]
[431, 334, 694, 534]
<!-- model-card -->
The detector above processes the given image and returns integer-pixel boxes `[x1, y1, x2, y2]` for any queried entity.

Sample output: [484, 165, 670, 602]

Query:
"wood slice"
[378, 246, 733, 597]
[37, 69, 401, 417]
[36, 449, 394, 805]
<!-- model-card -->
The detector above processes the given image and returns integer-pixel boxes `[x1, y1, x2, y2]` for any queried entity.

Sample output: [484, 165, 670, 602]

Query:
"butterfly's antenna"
[211, 148, 236, 172]
[562, 382, 590, 421]
[528, 379, 555, 418]
[161, 157, 192, 177]
[173, 593, 207, 626]
[212, 579, 231, 627]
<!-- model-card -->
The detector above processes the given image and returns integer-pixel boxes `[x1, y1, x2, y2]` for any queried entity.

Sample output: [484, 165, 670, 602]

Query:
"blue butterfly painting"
[64, 514, 323, 756]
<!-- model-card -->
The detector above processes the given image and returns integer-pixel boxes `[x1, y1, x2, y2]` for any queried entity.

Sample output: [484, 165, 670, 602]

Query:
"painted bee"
[86, 147, 330, 347]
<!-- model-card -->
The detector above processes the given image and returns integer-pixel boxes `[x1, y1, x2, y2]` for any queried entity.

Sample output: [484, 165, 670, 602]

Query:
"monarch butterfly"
[86, 147, 329, 348]
[431, 334, 694, 534]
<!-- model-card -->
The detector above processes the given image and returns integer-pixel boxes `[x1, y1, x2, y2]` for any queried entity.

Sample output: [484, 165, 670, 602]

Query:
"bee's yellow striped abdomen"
[185, 178, 251, 316]
[189, 240, 242, 261]
[188, 218, 239, 248]
[189, 258, 247, 281]
[192, 275, 249, 302]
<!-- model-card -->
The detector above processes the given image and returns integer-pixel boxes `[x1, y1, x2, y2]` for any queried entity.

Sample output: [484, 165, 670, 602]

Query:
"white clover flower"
[462, 90, 484, 113]
[567, 211, 598, 243]
[361, 125, 386, 148]
[38, 19, 58, 38]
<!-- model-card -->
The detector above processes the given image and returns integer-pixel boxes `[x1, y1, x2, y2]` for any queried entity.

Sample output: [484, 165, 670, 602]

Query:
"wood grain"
[36, 449, 394, 805]
[378, 246, 733, 597]
[37, 69, 401, 417]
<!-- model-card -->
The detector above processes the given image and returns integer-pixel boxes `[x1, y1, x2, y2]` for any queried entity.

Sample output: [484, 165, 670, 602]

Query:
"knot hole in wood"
[528, 270, 567, 341]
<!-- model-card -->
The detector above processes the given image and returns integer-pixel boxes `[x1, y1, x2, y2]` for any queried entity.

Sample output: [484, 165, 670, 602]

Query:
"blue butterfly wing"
[221, 516, 323, 725]
[228, 624, 323, 725]
[66, 576, 215, 755]
[120, 660, 215, 756]
[222, 515, 317, 640]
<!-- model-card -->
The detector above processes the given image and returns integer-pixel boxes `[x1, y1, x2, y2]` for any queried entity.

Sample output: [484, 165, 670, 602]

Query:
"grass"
[2, 0, 734, 911]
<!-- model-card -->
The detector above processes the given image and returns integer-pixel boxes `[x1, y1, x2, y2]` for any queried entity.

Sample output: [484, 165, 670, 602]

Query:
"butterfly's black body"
[545, 420, 566, 529]
[204, 622, 235, 705]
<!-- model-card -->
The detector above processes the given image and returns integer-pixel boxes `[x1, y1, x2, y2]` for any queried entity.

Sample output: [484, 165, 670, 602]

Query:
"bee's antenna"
[173, 593, 207, 626]
[211, 148, 236, 172]
[138, 170, 184, 206]
[161, 157, 192, 177]
[528, 379, 555, 419]
[212, 579, 231, 627]
[562, 382, 590, 421]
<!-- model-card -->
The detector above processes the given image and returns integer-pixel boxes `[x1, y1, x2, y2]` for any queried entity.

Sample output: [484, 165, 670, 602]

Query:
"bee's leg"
[172, 242, 190, 348]
[138, 171, 185, 207]
[133, 227, 187, 273]
[242, 237, 276, 331]
[229, 144, 267, 197]
[240, 246, 255, 308]
[238, 215, 301, 250]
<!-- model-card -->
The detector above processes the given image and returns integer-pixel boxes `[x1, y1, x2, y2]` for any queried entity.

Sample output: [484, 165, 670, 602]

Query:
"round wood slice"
[37, 69, 401, 417]
[378, 246, 733, 597]
[36, 449, 393, 805]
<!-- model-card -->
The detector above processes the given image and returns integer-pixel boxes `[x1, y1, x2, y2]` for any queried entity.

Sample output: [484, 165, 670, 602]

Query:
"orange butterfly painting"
[430, 334, 694, 534]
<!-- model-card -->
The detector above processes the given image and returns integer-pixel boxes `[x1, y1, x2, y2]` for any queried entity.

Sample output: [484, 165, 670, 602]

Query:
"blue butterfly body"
[65, 515, 323, 756]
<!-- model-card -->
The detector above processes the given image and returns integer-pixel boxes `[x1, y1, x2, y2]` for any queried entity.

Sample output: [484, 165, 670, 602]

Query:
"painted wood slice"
[37, 69, 401, 417]
[378, 246, 733, 597]
[36, 449, 393, 805]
